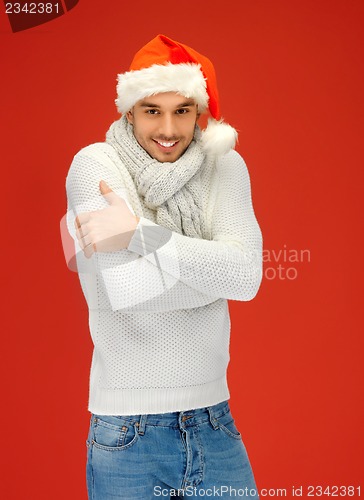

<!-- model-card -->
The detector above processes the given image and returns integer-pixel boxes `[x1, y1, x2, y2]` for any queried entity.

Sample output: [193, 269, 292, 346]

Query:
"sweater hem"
[88, 375, 230, 415]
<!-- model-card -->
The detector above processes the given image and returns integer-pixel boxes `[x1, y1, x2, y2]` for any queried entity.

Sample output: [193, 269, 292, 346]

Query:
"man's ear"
[126, 110, 133, 124]
[196, 107, 201, 124]
[196, 104, 201, 120]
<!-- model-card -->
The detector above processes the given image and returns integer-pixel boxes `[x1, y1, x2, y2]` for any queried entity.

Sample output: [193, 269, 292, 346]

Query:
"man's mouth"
[154, 140, 179, 150]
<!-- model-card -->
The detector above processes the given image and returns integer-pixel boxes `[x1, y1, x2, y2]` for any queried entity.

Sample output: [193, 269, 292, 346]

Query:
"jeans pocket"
[215, 411, 242, 440]
[92, 415, 139, 451]
[86, 415, 93, 450]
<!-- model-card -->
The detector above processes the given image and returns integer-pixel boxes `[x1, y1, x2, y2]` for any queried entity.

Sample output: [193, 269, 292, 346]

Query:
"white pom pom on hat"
[115, 34, 238, 156]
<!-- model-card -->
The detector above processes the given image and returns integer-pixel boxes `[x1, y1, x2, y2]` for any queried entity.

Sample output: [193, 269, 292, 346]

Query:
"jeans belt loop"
[137, 414, 147, 435]
[207, 406, 219, 430]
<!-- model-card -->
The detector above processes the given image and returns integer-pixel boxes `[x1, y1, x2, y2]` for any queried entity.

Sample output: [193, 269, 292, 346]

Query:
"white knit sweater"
[65, 142, 263, 415]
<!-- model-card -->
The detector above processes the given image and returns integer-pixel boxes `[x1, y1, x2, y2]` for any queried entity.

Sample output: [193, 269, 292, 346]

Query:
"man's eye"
[176, 109, 188, 115]
[146, 109, 159, 115]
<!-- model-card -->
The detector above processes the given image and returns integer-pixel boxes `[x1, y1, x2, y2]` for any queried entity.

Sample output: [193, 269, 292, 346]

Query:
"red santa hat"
[115, 34, 237, 156]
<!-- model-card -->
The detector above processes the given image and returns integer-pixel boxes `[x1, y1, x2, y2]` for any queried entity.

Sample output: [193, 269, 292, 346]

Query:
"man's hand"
[75, 180, 140, 258]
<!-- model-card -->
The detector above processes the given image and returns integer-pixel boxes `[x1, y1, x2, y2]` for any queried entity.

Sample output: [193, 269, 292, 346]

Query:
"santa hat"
[115, 34, 237, 156]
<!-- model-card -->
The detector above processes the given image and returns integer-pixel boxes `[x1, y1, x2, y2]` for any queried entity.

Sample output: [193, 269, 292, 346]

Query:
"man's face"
[126, 92, 199, 163]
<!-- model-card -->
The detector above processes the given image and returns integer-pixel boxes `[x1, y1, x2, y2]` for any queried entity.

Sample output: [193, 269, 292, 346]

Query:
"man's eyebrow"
[176, 100, 196, 107]
[140, 102, 161, 108]
[139, 100, 196, 108]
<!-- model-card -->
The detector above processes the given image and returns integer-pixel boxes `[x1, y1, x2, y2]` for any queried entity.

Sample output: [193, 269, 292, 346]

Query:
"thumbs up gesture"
[74, 180, 140, 258]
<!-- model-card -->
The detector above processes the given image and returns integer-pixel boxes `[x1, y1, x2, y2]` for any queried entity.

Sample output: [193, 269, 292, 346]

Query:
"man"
[65, 34, 263, 499]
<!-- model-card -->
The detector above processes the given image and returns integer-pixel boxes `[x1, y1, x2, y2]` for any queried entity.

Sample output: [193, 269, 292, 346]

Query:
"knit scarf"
[105, 115, 208, 239]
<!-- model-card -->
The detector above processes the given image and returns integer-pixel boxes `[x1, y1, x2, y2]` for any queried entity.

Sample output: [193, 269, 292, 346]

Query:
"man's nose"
[158, 114, 177, 139]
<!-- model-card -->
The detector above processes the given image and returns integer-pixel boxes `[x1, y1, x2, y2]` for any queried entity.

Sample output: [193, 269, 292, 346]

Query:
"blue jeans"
[86, 400, 259, 499]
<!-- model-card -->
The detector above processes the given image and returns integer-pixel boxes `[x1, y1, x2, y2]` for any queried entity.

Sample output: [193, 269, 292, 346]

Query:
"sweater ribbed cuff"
[128, 217, 171, 256]
[88, 374, 230, 416]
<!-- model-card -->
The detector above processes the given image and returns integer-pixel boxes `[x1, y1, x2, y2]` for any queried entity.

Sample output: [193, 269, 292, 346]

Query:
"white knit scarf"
[105, 115, 209, 239]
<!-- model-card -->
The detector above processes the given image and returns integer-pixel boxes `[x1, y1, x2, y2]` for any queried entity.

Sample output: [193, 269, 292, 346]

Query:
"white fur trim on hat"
[115, 62, 209, 114]
[201, 119, 238, 156]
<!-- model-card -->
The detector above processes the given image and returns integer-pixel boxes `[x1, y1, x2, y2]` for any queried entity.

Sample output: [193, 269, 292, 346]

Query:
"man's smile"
[153, 139, 179, 150]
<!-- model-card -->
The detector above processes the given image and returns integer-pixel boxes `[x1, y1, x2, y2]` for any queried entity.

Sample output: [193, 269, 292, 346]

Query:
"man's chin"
[142, 142, 191, 163]
[152, 148, 184, 163]
[155, 156, 177, 163]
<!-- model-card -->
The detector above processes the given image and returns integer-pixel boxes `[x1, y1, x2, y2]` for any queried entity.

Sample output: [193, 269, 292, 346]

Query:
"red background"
[1, 0, 363, 498]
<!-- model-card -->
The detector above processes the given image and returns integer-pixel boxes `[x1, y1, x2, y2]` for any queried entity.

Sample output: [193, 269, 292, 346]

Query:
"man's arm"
[127, 149, 263, 302]
[65, 145, 221, 312]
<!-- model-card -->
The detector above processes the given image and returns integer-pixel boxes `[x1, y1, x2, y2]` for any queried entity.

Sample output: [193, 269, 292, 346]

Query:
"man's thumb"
[99, 180, 121, 205]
